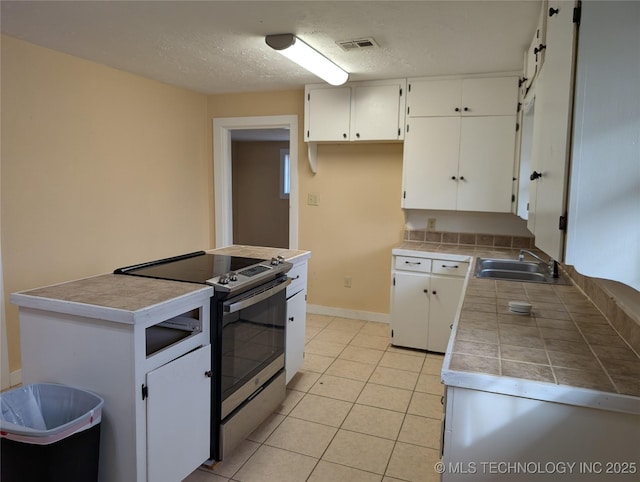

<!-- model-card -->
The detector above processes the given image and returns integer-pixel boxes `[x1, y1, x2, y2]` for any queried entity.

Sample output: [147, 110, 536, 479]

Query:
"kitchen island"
[394, 242, 640, 481]
[11, 274, 213, 482]
[10, 245, 311, 482]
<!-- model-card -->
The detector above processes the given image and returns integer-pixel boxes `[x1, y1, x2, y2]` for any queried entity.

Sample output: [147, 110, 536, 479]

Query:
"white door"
[285, 290, 306, 384]
[428, 276, 464, 353]
[147, 345, 211, 482]
[351, 83, 401, 140]
[306, 87, 351, 141]
[457, 116, 517, 212]
[402, 116, 461, 209]
[528, 1, 578, 260]
[390, 272, 429, 350]
[407, 79, 462, 117]
[461, 77, 519, 116]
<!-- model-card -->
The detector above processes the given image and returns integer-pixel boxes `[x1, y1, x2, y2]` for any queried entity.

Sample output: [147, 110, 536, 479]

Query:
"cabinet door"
[147, 345, 211, 482]
[461, 77, 519, 116]
[428, 276, 464, 353]
[351, 83, 403, 140]
[286, 289, 306, 384]
[457, 116, 517, 212]
[390, 272, 429, 350]
[528, 1, 577, 260]
[407, 79, 462, 117]
[306, 87, 351, 141]
[402, 116, 460, 209]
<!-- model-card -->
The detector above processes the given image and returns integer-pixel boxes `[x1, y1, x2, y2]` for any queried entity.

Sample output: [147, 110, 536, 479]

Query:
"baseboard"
[10, 369, 22, 387]
[306, 304, 389, 324]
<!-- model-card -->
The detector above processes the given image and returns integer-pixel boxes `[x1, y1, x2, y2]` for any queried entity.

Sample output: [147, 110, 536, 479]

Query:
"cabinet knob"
[459, 176, 465, 181]
[288, 316, 294, 322]
[356, 133, 360, 138]
[423, 289, 429, 293]
[451, 176, 457, 181]
[454, 107, 460, 112]
[204, 370, 213, 378]
[530, 170, 542, 181]
[534, 44, 547, 55]
[432, 290, 437, 295]
[463, 107, 469, 112]
[343, 133, 347, 139]
[549, 7, 559, 16]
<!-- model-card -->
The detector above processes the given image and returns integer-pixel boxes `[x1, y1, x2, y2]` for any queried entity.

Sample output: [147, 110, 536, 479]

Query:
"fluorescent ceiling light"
[266, 34, 349, 86]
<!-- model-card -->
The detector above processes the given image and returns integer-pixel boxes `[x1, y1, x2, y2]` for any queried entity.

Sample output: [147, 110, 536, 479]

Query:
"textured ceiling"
[1, 1, 542, 94]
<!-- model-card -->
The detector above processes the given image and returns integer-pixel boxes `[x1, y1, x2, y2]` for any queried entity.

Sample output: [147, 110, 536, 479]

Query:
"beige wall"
[1, 36, 211, 372]
[208, 92, 405, 315]
[232, 140, 289, 248]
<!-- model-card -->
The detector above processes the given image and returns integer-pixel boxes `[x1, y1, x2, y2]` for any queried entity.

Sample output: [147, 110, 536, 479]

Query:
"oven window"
[220, 289, 286, 401]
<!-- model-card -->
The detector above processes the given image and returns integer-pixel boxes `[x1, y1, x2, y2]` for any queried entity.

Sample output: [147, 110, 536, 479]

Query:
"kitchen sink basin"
[474, 258, 571, 285]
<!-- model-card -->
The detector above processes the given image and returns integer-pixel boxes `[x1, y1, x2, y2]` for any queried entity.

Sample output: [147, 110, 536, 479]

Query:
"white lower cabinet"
[285, 258, 308, 384]
[390, 253, 468, 353]
[146, 345, 211, 482]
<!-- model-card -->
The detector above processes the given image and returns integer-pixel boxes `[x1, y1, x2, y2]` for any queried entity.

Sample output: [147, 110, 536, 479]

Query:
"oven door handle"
[223, 278, 291, 314]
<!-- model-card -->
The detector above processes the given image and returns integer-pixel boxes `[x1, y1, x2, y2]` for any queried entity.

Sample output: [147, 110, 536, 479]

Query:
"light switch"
[307, 193, 320, 206]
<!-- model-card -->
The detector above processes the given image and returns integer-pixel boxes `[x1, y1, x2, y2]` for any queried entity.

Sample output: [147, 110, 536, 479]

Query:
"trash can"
[1, 383, 104, 482]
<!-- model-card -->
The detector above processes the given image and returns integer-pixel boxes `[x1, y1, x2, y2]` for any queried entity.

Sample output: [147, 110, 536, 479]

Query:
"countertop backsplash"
[404, 229, 535, 250]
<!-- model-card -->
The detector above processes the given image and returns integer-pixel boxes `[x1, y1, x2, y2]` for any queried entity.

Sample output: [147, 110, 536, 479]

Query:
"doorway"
[213, 115, 299, 249]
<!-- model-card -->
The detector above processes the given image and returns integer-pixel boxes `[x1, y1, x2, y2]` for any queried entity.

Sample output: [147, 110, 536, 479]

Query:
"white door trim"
[213, 115, 299, 249]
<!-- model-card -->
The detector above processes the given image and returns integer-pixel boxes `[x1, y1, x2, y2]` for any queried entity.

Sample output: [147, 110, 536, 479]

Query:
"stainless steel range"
[115, 251, 292, 461]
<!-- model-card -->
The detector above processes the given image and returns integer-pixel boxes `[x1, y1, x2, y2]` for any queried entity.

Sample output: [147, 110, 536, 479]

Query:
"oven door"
[219, 276, 290, 419]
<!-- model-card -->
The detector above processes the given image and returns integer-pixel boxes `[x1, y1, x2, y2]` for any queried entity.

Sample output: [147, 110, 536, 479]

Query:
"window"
[280, 149, 290, 199]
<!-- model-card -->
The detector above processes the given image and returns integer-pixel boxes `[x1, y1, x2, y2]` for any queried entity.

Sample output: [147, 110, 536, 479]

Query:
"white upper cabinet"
[304, 79, 406, 142]
[526, 1, 578, 260]
[525, 1, 549, 91]
[402, 75, 519, 212]
[565, 1, 640, 291]
[305, 86, 351, 141]
[407, 77, 518, 117]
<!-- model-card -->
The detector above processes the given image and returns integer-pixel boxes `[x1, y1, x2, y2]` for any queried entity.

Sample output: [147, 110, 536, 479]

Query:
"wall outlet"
[427, 218, 437, 231]
[307, 193, 320, 206]
[344, 276, 352, 288]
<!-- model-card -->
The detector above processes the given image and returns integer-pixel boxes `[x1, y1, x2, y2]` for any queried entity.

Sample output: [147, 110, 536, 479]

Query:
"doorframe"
[213, 115, 299, 249]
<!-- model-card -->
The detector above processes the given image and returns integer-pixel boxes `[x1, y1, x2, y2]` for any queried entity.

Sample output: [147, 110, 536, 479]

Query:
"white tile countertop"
[395, 242, 640, 415]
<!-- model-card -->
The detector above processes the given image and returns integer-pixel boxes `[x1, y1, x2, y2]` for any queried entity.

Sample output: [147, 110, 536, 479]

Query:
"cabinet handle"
[342, 133, 347, 139]
[442, 265, 459, 269]
[450, 324, 453, 329]
[204, 370, 213, 378]
[454, 107, 460, 112]
[534, 44, 547, 55]
[530, 170, 542, 181]
[405, 261, 421, 265]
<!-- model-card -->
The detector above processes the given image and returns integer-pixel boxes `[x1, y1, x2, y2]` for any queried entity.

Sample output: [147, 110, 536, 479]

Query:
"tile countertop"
[10, 274, 213, 324]
[395, 242, 640, 415]
[208, 245, 311, 263]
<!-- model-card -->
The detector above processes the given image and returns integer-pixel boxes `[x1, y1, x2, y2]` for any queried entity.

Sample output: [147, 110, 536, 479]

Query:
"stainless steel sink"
[474, 258, 571, 285]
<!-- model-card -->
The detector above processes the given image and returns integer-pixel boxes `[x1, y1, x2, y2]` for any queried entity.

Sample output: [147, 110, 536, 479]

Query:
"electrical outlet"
[307, 193, 320, 206]
[427, 218, 437, 231]
[344, 276, 352, 288]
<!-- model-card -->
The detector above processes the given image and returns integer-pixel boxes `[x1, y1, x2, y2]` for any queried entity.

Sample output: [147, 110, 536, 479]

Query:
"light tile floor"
[184, 313, 444, 482]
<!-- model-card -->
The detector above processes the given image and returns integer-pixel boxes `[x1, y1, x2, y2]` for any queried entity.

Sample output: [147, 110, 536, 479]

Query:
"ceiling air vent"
[336, 37, 379, 51]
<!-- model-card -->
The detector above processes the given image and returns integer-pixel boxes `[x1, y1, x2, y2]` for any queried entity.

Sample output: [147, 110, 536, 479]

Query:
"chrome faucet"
[518, 249, 559, 278]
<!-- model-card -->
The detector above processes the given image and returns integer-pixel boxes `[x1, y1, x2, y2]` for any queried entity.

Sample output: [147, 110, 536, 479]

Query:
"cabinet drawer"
[431, 260, 469, 277]
[395, 256, 432, 273]
[287, 262, 308, 297]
